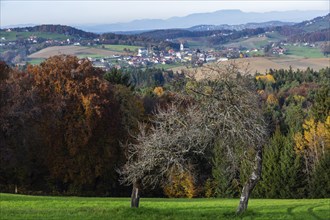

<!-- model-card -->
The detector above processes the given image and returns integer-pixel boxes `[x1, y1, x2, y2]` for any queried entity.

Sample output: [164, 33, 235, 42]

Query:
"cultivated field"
[229, 57, 330, 74]
[172, 57, 330, 79]
[97, 44, 141, 53]
[0, 193, 329, 220]
[28, 45, 126, 59]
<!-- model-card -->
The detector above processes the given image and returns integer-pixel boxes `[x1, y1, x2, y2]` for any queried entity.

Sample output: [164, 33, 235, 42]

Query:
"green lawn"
[284, 45, 325, 58]
[26, 58, 45, 65]
[154, 63, 185, 70]
[1, 193, 329, 220]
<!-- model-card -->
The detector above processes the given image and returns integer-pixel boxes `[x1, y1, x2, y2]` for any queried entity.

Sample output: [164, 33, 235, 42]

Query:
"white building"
[180, 43, 184, 51]
[138, 48, 148, 57]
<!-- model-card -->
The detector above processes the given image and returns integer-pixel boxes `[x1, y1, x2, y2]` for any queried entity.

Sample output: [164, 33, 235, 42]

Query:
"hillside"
[3, 24, 98, 39]
[139, 14, 330, 48]
[293, 13, 330, 32]
[188, 21, 295, 32]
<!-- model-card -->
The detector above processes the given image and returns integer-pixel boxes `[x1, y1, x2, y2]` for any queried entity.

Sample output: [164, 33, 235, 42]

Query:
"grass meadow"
[285, 45, 325, 58]
[0, 193, 329, 220]
[26, 58, 45, 65]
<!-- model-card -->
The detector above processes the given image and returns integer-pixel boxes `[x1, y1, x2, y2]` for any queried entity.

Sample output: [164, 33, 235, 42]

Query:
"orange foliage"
[153, 86, 164, 97]
[26, 55, 123, 186]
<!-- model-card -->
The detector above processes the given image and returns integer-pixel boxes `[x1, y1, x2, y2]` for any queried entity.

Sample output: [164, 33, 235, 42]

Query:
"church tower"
[180, 43, 184, 51]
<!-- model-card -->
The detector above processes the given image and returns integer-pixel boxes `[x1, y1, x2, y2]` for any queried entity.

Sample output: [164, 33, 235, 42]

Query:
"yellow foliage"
[294, 132, 305, 154]
[266, 94, 279, 105]
[256, 74, 276, 83]
[204, 178, 215, 198]
[293, 95, 305, 103]
[153, 86, 164, 97]
[185, 81, 198, 94]
[294, 116, 330, 168]
[163, 169, 195, 198]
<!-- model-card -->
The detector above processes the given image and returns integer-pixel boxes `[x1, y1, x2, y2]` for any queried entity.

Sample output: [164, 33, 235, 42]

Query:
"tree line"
[0, 57, 329, 208]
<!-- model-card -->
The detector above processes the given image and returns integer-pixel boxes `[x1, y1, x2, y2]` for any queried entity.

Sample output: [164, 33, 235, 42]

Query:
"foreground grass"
[0, 193, 329, 220]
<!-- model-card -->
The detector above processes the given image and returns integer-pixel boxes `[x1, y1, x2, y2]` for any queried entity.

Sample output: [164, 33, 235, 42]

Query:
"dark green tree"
[309, 153, 330, 198]
[254, 129, 306, 198]
[311, 86, 330, 122]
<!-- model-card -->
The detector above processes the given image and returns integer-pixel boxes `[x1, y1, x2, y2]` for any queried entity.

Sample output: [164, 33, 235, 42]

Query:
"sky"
[1, 0, 329, 27]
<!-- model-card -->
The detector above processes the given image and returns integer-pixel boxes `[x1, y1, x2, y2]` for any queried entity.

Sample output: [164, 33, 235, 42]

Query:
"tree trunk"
[131, 181, 140, 208]
[236, 148, 262, 214]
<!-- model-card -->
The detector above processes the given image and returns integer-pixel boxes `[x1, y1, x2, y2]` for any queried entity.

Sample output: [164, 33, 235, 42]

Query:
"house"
[272, 46, 286, 55]
[218, 57, 229, 62]
[92, 61, 110, 71]
[138, 48, 148, 57]
[206, 56, 216, 63]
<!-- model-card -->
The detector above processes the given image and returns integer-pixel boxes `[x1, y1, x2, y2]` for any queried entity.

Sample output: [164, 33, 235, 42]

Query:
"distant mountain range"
[77, 9, 328, 33]
[187, 21, 296, 32]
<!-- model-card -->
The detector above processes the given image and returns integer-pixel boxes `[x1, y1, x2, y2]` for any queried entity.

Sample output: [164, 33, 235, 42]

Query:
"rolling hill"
[2, 24, 98, 40]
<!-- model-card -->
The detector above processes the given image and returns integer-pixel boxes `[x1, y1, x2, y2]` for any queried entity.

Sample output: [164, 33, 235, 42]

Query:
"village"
[89, 43, 231, 71]
[0, 27, 320, 69]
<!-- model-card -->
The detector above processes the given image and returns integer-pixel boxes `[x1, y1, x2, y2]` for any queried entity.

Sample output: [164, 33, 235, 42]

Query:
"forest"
[0, 55, 329, 203]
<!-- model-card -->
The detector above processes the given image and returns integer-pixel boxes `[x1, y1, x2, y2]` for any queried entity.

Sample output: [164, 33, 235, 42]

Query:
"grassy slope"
[0, 31, 68, 41]
[224, 36, 271, 49]
[1, 193, 329, 220]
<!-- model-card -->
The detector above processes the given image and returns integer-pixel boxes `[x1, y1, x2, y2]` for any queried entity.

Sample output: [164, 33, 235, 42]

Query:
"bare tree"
[119, 63, 268, 213]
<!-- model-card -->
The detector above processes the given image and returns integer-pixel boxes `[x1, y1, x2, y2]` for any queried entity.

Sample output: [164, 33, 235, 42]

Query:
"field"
[97, 44, 141, 53]
[284, 45, 325, 58]
[181, 38, 213, 50]
[224, 36, 272, 49]
[28, 45, 126, 59]
[0, 194, 329, 220]
[171, 57, 330, 78]
[230, 57, 330, 74]
[26, 58, 45, 65]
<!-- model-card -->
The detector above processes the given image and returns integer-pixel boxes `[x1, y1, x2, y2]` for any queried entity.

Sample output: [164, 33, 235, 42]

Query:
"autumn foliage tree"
[294, 116, 330, 176]
[0, 55, 140, 195]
